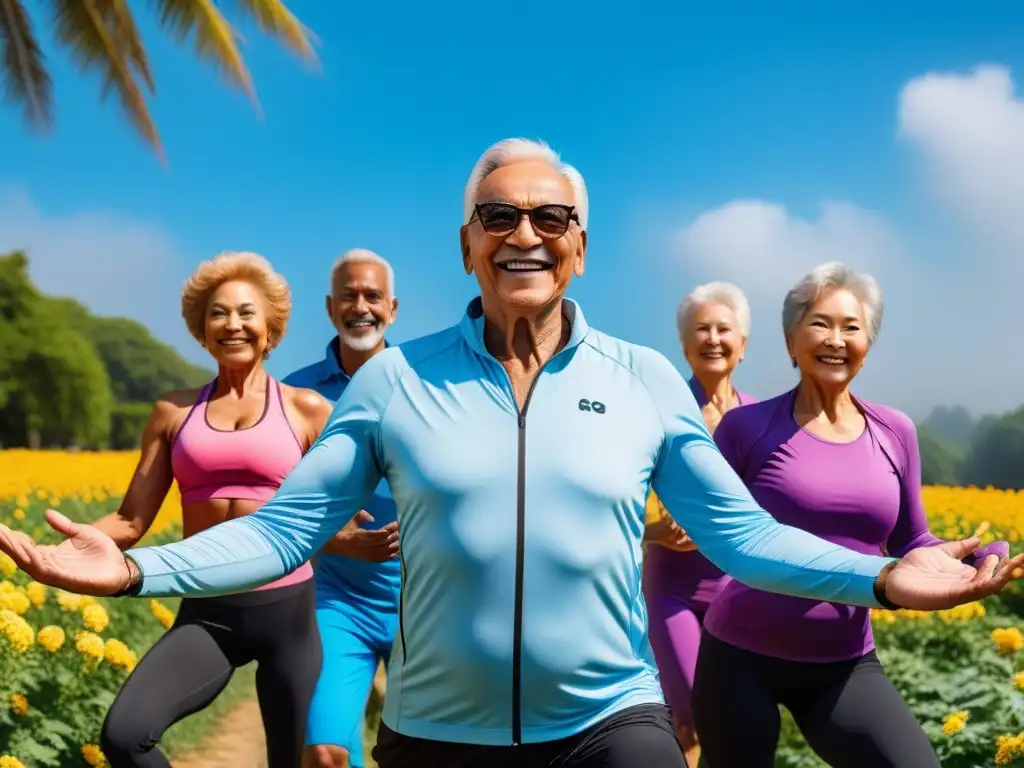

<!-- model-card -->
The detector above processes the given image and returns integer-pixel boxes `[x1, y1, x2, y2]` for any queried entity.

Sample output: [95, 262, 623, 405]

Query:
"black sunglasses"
[471, 202, 580, 238]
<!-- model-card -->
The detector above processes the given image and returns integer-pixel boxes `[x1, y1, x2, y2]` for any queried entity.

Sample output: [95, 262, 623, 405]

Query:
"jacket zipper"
[511, 369, 547, 746]
[398, 548, 408, 663]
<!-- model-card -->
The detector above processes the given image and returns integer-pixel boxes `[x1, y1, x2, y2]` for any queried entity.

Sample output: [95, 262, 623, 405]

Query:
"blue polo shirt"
[283, 337, 400, 612]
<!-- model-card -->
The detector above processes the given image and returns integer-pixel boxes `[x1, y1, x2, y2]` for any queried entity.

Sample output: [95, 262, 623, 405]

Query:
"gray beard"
[340, 323, 387, 352]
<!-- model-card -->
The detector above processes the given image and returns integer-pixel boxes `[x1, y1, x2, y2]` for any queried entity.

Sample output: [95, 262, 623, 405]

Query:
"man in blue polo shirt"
[284, 248, 400, 768]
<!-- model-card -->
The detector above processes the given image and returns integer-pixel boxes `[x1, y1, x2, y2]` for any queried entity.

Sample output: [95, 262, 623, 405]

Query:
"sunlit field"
[1, 450, 1023, 767]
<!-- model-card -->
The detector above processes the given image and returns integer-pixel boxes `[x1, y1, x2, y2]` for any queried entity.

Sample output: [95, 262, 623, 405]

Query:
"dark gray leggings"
[691, 631, 940, 768]
[100, 579, 322, 768]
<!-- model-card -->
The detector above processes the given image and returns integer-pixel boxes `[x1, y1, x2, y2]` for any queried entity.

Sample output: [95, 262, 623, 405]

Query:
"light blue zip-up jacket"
[127, 297, 894, 746]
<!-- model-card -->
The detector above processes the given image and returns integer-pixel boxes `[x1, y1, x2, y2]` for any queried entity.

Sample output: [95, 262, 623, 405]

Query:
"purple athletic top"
[703, 388, 1009, 663]
[643, 376, 758, 611]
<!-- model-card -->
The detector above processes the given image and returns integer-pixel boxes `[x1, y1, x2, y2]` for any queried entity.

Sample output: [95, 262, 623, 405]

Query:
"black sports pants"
[372, 703, 688, 768]
[100, 579, 322, 768]
[692, 630, 940, 768]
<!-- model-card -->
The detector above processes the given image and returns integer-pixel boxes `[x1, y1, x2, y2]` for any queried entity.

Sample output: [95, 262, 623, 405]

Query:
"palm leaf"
[109, 0, 154, 93]
[51, 0, 162, 159]
[0, 0, 53, 131]
[232, 0, 317, 65]
[153, 0, 256, 102]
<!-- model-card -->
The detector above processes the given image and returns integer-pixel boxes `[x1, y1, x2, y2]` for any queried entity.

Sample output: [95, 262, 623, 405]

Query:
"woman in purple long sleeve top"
[642, 282, 757, 767]
[691, 262, 1010, 768]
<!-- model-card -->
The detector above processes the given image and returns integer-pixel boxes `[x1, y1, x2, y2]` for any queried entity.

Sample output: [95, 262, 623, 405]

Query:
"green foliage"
[922, 405, 976, 449]
[775, 610, 1024, 767]
[110, 403, 155, 450]
[918, 425, 963, 486]
[0, 250, 212, 450]
[962, 408, 1024, 491]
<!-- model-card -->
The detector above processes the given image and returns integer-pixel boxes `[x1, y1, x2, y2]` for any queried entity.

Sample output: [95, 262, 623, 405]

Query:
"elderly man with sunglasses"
[3, 138, 1022, 768]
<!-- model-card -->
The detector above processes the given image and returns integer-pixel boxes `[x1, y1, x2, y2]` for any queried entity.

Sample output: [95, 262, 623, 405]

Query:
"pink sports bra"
[172, 377, 304, 505]
[170, 377, 312, 592]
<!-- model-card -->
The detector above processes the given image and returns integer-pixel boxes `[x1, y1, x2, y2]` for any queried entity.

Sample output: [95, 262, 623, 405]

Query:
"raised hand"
[321, 510, 400, 562]
[0, 510, 131, 596]
[884, 537, 1024, 611]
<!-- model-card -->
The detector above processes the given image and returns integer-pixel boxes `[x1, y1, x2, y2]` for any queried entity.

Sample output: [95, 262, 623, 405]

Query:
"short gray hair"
[330, 248, 395, 295]
[463, 138, 589, 229]
[676, 282, 751, 345]
[782, 261, 883, 344]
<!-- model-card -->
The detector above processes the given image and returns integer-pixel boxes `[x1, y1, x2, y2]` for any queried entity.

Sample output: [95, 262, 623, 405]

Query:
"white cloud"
[671, 63, 1024, 417]
[0, 186, 201, 360]
[898, 65, 1024, 255]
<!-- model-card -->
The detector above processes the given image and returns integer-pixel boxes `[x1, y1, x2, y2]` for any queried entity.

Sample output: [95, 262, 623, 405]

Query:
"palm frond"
[232, 0, 318, 65]
[0, 0, 52, 131]
[51, 0, 163, 160]
[153, 0, 255, 102]
[109, 0, 154, 93]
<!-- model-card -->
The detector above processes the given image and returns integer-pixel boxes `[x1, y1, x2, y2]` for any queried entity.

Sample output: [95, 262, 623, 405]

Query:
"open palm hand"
[886, 537, 1024, 611]
[0, 510, 130, 597]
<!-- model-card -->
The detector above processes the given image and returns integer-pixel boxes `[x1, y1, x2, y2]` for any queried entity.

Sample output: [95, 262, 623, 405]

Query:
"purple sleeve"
[712, 409, 747, 476]
[884, 413, 1009, 564]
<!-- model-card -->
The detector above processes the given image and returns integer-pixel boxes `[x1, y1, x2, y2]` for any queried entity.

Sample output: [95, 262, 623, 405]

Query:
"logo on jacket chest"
[577, 398, 606, 414]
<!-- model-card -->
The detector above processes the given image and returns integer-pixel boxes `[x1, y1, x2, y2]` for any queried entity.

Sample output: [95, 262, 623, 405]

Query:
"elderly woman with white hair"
[690, 262, 1010, 767]
[642, 282, 757, 765]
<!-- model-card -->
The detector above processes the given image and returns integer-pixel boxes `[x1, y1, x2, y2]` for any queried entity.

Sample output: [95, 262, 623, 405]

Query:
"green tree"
[49, 298, 211, 402]
[916, 425, 963, 486]
[0, 252, 113, 448]
[1, 0, 317, 162]
[960, 408, 1024, 490]
[921, 405, 976, 449]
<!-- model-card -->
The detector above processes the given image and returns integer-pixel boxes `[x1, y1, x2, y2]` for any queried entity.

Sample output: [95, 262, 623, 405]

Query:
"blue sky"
[3, 2, 1024, 417]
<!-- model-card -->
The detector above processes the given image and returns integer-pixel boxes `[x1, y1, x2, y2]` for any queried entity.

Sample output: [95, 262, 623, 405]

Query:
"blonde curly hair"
[181, 251, 291, 357]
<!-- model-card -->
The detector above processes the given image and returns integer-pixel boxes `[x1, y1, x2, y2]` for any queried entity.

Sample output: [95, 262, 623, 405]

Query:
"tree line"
[3, 249, 1023, 489]
[917, 405, 1024, 490]
[0, 251, 210, 450]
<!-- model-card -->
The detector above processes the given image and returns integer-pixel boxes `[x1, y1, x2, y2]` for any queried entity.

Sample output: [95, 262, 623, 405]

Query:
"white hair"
[463, 138, 589, 229]
[676, 282, 751, 344]
[782, 261, 883, 345]
[330, 248, 395, 295]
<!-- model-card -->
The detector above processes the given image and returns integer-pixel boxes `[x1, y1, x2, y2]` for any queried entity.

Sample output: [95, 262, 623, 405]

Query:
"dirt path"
[171, 698, 268, 768]
[171, 665, 386, 768]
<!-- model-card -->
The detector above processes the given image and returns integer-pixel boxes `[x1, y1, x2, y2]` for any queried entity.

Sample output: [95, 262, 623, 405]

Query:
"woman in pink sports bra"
[89, 251, 333, 768]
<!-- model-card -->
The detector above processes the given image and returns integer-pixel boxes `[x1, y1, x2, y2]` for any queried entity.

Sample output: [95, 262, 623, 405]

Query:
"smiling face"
[682, 301, 746, 378]
[203, 280, 272, 366]
[788, 286, 870, 388]
[327, 259, 397, 352]
[460, 160, 586, 315]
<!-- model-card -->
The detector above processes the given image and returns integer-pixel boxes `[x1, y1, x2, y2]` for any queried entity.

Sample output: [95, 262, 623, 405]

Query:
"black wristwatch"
[872, 561, 901, 610]
[111, 554, 144, 598]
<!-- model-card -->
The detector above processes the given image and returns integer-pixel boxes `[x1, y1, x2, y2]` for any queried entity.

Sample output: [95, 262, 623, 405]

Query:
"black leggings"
[691, 631, 939, 768]
[372, 703, 688, 768]
[101, 579, 322, 768]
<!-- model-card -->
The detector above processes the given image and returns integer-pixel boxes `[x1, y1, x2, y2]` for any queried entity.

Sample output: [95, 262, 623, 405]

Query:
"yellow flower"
[103, 638, 137, 672]
[37, 625, 66, 652]
[1014, 672, 1024, 690]
[0, 610, 34, 653]
[74, 631, 105, 661]
[12, 509, 24, 521]
[0, 756, 27, 768]
[150, 600, 175, 630]
[992, 627, 1024, 655]
[942, 710, 968, 736]
[0, 553, 15, 578]
[81, 744, 107, 767]
[0, 581, 13, 594]
[57, 590, 84, 611]
[0, 591, 30, 615]
[8, 696, 27, 720]
[25, 582, 45, 607]
[996, 731, 1024, 765]
[82, 603, 110, 633]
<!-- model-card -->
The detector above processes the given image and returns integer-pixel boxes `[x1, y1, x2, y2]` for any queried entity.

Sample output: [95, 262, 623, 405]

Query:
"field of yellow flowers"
[1, 449, 1024, 767]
